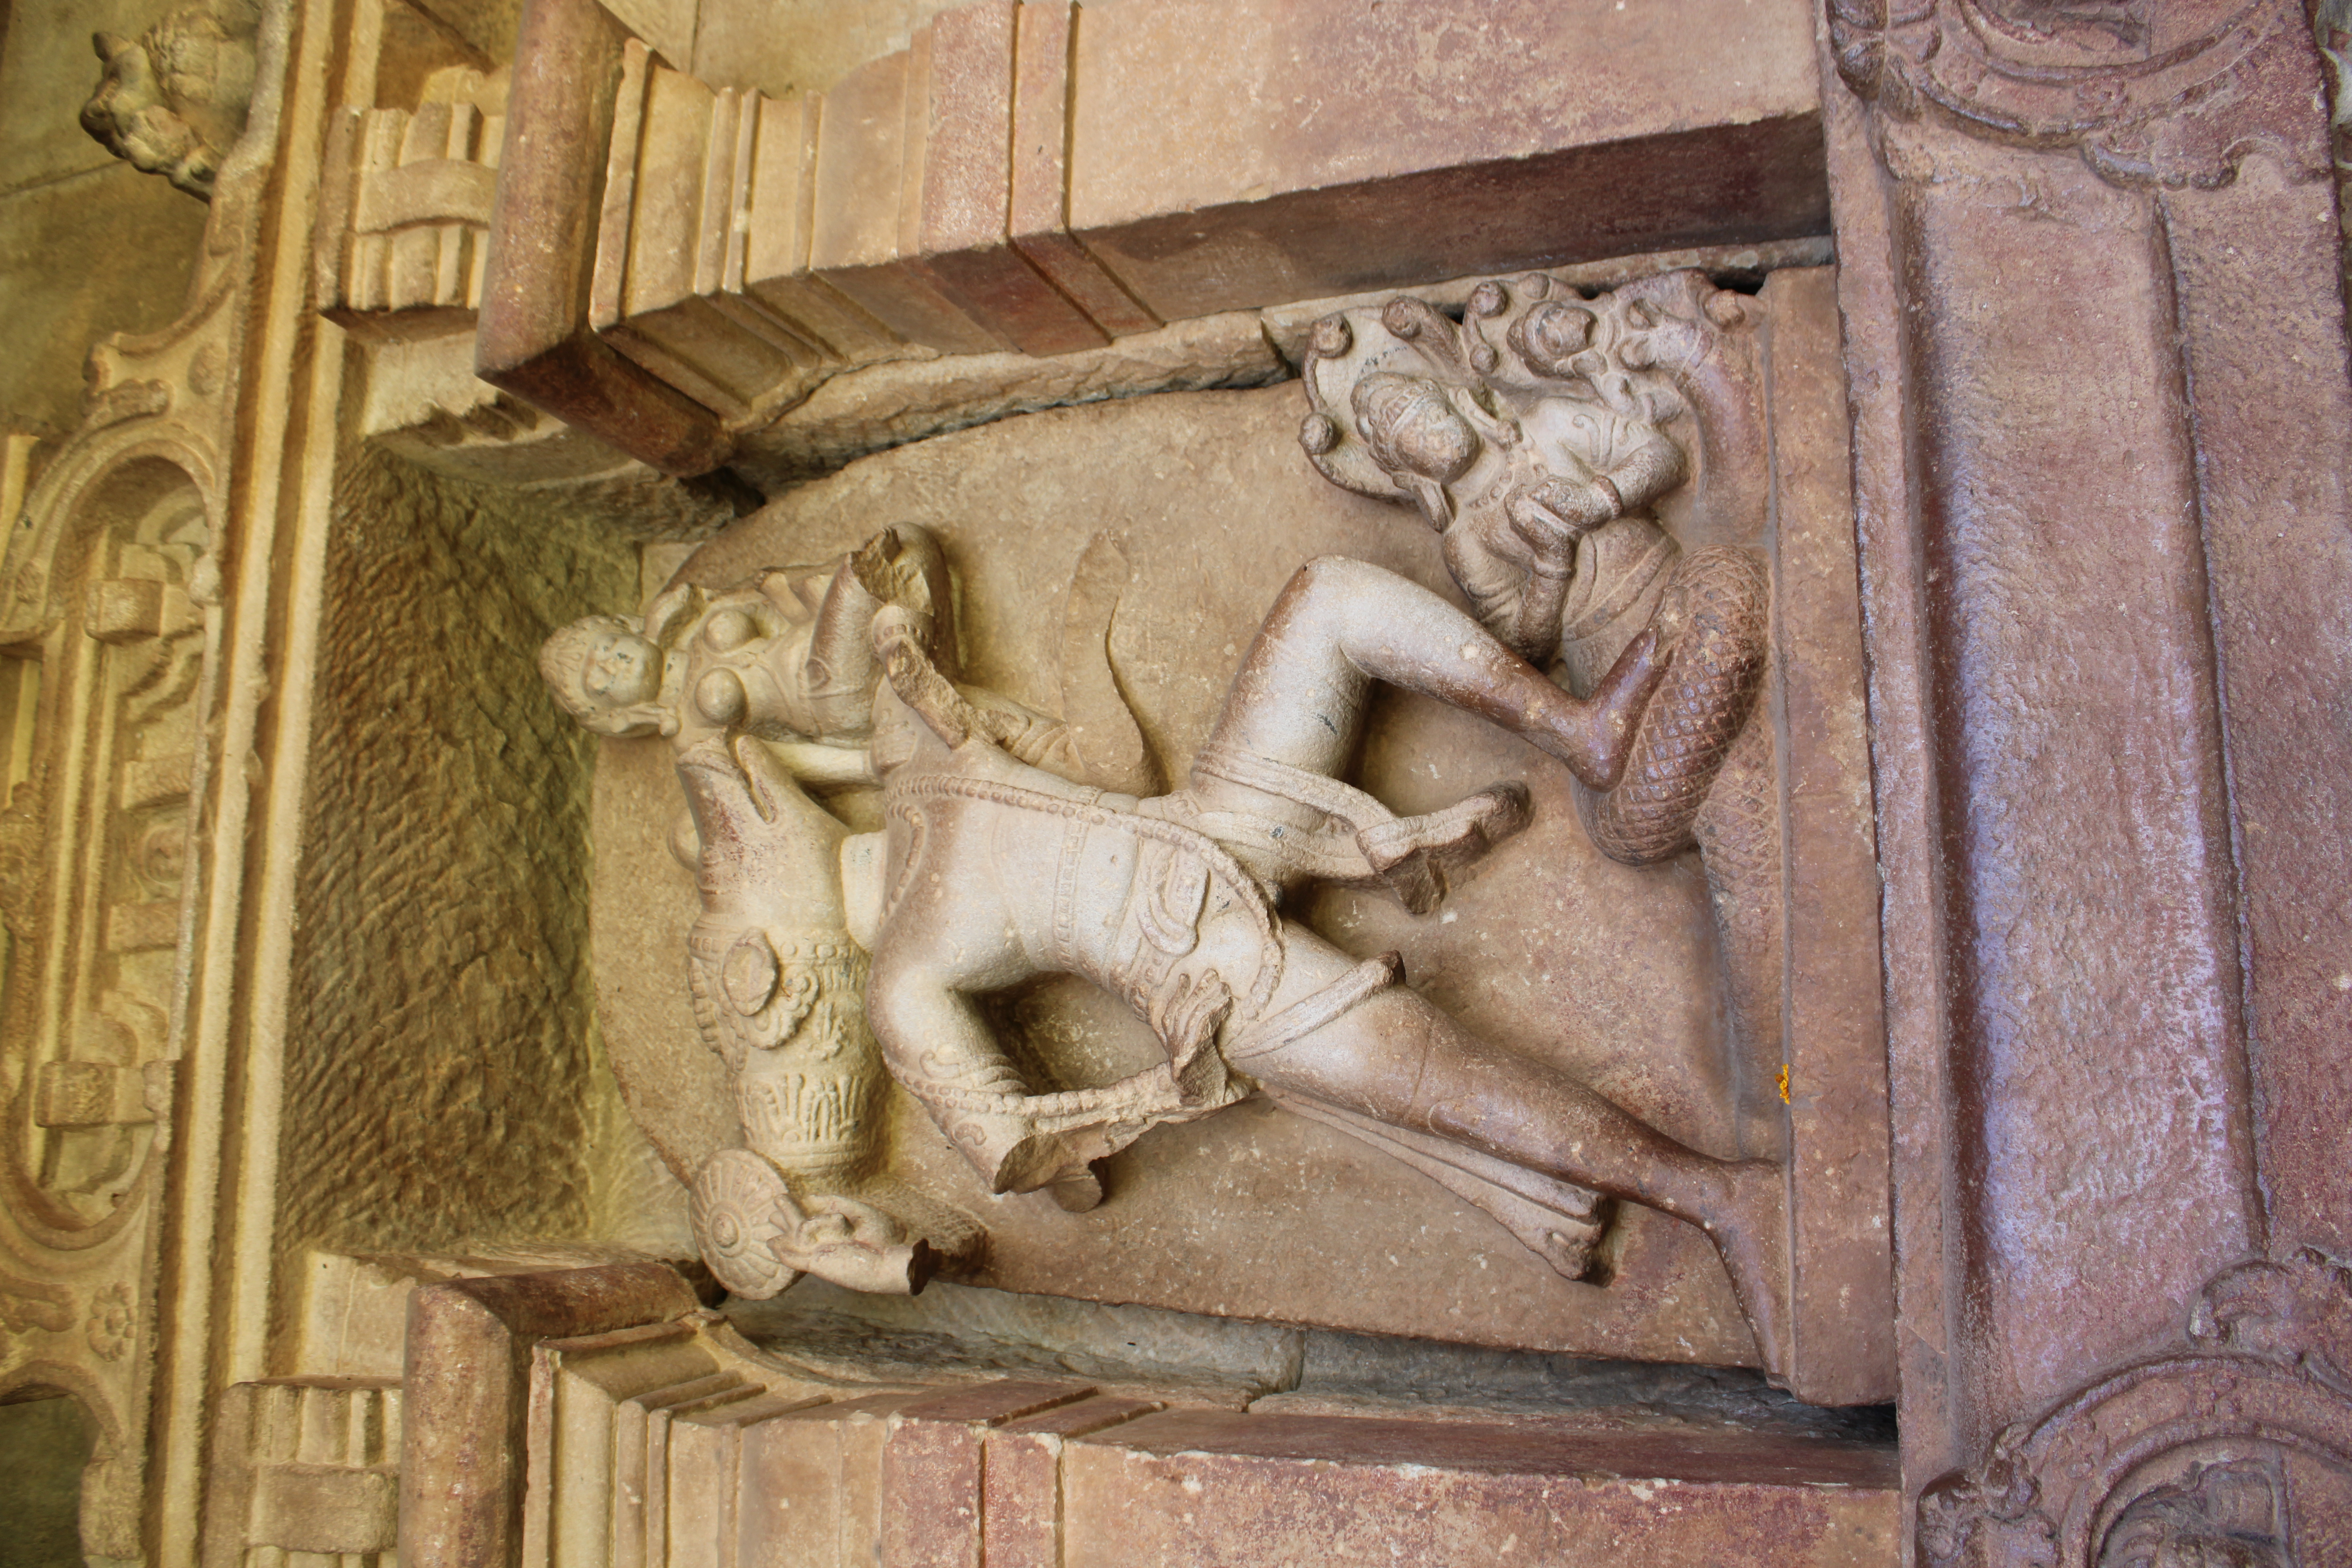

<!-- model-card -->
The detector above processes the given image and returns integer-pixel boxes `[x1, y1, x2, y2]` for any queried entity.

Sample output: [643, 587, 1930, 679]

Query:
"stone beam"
[471, 0, 1829, 476]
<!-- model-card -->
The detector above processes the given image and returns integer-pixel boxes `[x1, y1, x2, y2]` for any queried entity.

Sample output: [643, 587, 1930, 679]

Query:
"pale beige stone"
[689, 0, 974, 96]
[0, 168, 208, 434]
[205, 1379, 402, 1565]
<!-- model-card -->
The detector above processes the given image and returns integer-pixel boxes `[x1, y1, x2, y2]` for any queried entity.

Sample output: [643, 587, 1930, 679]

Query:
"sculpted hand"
[1505, 475, 1617, 561]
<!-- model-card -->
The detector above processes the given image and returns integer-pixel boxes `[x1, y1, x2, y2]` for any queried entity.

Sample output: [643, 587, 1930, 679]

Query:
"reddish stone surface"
[1757, 266, 1894, 1408]
[731, 1380, 1897, 1568]
[475, 0, 734, 475]
[1059, 1410, 1898, 1567]
[736, 1391, 928, 1568]
[1064, 0, 1828, 320]
[806, 49, 1003, 356]
[877, 1381, 1096, 1568]
[397, 1263, 700, 1568]
[2156, 162, 2352, 1266]
[907, 0, 1107, 356]
[1007, 2, 1161, 340]
[1822, 0, 2352, 1551]
[980, 1396, 1163, 1568]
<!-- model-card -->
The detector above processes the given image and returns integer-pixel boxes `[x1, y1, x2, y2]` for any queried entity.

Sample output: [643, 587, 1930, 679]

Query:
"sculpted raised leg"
[1196, 554, 1673, 813]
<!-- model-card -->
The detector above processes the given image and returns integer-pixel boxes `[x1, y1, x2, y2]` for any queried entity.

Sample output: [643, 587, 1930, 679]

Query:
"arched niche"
[0, 1385, 98, 1568]
[0, 443, 215, 1246]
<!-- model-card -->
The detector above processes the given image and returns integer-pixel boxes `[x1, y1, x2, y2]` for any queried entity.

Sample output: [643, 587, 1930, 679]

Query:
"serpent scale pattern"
[1578, 546, 1771, 867]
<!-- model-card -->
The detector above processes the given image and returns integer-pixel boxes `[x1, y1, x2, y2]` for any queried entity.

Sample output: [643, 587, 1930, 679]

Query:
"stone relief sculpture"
[1296, 270, 1784, 1152]
[535, 266, 1901, 1391]
[875, 555, 1788, 1373]
[541, 524, 1148, 1298]
[542, 526, 970, 1296]
[545, 518, 1796, 1368]
[80, 0, 261, 200]
[650, 546, 1792, 1376]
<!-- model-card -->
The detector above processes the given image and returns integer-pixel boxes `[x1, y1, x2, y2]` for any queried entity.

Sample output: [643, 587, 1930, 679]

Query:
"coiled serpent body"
[1575, 545, 1773, 868]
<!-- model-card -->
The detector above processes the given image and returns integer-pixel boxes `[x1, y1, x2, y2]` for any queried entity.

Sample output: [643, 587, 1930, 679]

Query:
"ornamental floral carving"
[1920, 1250, 2352, 1567]
[86, 1282, 133, 1362]
[1826, 0, 2328, 189]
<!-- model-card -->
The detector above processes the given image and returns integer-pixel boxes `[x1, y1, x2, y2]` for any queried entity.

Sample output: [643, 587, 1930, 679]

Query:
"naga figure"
[1297, 270, 1783, 1152]
[676, 554, 1794, 1377]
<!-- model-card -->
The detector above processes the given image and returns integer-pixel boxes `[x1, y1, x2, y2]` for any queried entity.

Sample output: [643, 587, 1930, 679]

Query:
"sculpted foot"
[1356, 781, 1532, 914]
[1534, 624, 1671, 790]
[1702, 1160, 1791, 1385]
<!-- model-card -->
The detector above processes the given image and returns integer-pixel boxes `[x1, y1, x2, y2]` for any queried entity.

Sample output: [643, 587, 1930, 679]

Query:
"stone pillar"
[1822, 1, 2352, 1559]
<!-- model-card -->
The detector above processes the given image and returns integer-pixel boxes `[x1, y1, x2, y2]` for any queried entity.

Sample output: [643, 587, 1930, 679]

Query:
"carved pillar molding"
[0, 8, 290, 1555]
[1820, 0, 2352, 1558]
[399, 1260, 703, 1568]
[386, 1263, 1900, 1568]
[0, 0, 547, 1561]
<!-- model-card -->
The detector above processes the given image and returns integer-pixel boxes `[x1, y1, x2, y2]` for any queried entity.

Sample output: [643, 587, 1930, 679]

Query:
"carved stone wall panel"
[582, 256, 1891, 1400]
[316, 70, 508, 339]
[1915, 1252, 2352, 1567]
[589, 383, 1751, 1367]
[200, 1376, 402, 1567]
[0, 276, 240, 1559]
[0, 441, 213, 1254]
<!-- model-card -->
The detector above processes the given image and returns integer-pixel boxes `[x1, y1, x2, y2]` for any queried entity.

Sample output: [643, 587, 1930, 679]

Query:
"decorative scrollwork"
[1920, 1250, 2352, 1568]
[1828, 0, 2325, 190]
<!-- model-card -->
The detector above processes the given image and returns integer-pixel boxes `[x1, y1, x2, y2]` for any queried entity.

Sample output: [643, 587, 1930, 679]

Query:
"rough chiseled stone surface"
[281, 447, 683, 1267]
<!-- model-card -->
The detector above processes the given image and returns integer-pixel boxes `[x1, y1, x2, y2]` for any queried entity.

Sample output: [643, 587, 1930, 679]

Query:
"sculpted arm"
[761, 739, 879, 786]
[1589, 421, 1686, 518]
